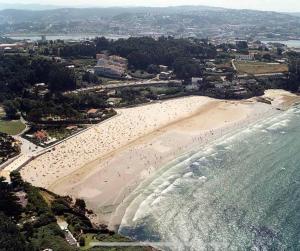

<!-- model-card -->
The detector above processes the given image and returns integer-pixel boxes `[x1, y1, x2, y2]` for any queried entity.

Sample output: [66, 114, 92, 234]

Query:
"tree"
[173, 57, 203, 79]
[51, 198, 71, 215]
[277, 47, 283, 56]
[0, 212, 27, 251]
[75, 199, 86, 211]
[79, 237, 85, 247]
[3, 100, 19, 119]
[48, 66, 76, 92]
[288, 57, 300, 91]
[147, 64, 160, 74]
[10, 171, 24, 190]
[262, 53, 272, 61]
[0, 177, 22, 217]
[82, 72, 99, 84]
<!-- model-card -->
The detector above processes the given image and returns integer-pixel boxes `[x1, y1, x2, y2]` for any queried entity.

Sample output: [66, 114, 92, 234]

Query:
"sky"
[0, 0, 299, 12]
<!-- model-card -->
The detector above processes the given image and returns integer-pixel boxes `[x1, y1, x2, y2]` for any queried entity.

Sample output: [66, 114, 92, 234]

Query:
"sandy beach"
[17, 90, 299, 229]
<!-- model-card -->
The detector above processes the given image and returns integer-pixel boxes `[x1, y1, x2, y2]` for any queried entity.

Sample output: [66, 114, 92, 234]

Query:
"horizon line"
[0, 2, 300, 13]
[0, 3, 298, 13]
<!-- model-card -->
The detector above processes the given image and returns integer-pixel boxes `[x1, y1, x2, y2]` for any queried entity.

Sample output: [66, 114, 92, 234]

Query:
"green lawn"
[80, 233, 149, 251]
[0, 120, 26, 135]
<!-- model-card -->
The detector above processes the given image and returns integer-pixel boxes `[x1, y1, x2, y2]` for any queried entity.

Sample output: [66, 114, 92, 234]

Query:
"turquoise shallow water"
[119, 105, 300, 250]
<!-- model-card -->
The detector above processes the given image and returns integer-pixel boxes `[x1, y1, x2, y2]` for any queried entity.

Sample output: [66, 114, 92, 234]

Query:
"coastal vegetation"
[0, 132, 21, 164]
[0, 119, 25, 135]
[0, 171, 154, 251]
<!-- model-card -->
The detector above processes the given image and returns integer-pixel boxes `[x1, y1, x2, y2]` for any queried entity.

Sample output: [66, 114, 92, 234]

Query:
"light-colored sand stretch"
[18, 90, 299, 229]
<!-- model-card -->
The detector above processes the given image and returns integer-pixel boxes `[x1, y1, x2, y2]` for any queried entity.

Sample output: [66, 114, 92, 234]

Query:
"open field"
[0, 107, 5, 117]
[0, 120, 26, 135]
[0, 106, 26, 135]
[234, 61, 289, 75]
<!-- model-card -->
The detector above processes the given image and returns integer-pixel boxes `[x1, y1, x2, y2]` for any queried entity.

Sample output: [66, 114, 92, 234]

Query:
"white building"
[235, 53, 255, 61]
[191, 77, 203, 84]
[159, 71, 172, 80]
[94, 54, 128, 79]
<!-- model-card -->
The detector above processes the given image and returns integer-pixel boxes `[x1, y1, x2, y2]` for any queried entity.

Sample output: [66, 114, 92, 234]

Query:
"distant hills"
[0, 6, 297, 25]
[1, 5, 300, 40]
[0, 3, 65, 10]
[288, 12, 300, 17]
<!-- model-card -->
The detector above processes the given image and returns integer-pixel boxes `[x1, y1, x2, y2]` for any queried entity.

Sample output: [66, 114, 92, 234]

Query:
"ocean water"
[7, 34, 130, 41]
[262, 40, 300, 48]
[119, 105, 300, 250]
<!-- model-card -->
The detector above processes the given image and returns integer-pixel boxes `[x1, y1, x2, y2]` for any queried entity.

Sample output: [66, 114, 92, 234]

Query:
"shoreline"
[5, 90, 299, 230]
[109, 100, 285, 230]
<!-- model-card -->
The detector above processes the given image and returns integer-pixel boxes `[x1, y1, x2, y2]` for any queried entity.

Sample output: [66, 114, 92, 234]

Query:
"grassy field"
[234, 61, 289, 75]
[0, 120, 26, 135]
[0, 107, 5, 117]
[0, 106, 26, 135]
[80, 233, 152, 251]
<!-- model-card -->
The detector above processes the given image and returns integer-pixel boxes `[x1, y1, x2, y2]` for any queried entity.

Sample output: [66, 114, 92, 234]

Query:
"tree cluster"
[0, 55, 76, 102]
[57, 36, 217, 79]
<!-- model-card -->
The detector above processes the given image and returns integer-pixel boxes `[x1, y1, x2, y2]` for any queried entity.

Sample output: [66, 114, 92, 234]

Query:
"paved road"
[64, 79, 182, 95]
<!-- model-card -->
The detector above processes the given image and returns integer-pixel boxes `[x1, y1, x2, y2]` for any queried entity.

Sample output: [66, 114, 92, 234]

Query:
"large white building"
[94, 54, 128, 79]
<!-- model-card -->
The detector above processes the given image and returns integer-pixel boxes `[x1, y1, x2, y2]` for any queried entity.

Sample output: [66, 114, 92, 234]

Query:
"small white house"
[235, 53, 255, 61]
[191, 77, 203, 85]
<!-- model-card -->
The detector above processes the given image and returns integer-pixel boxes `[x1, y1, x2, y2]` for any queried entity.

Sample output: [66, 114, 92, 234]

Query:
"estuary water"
[262, 40, 300, 48]
[119, 105, 300, 250]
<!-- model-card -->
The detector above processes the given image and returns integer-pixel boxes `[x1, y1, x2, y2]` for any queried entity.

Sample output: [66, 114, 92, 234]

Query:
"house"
[94, 65, 126, 79]
[107, 97, 122, 106]
[159, 65, 168, 72]
[236, 40, 248, 49]
[35, 83, 47, 90]
[15, 191, 28, 208]
[87, 108, 99, 115]
[0, 43, 21, 50]
[33, 83, 49, 97]
[66, 125, 78, 131]
[192, 77, 203, 85]
[87, 108, 103, 118]
[159, 71, 172, 80]
[34, 130, 48, 142]
[96, 53, 108, 60]
[235, 53, 255, 61]
[185, 83, 200, 92]
[107, 90, 117, 96]
[53, 57, 63, 62]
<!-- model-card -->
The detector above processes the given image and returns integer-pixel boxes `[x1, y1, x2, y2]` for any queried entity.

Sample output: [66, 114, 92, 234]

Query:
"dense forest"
[0, 55, 111, 121]
[58, 36, 217, 78]
[287, 52, 300, 91]
[0, 55, 76, 101]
